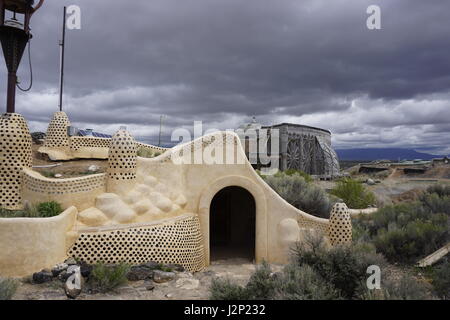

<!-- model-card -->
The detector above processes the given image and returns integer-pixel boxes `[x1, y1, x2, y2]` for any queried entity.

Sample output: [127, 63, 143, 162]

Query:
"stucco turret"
[0, 113, 33, 210]
[43, 111, 70, 149]
[328, 203, 352, 246]
[107, 127, 138, 196]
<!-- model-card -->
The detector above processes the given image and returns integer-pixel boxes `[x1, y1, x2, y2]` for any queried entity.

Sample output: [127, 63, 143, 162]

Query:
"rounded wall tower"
[107, 128, 138, 196]
[43, 111, 70, 149]
[0, 113, 33, 210]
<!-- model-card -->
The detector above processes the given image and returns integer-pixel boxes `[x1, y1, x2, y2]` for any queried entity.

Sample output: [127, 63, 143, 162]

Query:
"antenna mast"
[58, 6, 66, 111]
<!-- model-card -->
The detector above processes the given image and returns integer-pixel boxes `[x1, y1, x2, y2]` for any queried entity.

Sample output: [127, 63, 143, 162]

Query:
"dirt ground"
[12, 259, 284, 300]
[32, 144, 108, 178]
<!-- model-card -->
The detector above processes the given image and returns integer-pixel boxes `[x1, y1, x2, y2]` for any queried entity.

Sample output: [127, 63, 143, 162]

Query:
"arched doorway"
[210, 186, 256, 261]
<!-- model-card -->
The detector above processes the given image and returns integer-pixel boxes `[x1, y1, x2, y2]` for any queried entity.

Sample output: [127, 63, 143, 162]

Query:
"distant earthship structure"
[239, 119, 340, 178]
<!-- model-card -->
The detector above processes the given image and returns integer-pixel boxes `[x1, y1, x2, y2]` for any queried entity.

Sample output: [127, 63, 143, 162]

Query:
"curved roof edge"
[262, 123, 331, 135]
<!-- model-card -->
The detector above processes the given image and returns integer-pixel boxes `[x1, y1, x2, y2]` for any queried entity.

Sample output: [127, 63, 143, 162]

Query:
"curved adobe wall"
[0, 113, 33, 210]
[0, 207, 78, 277]
[68, 213, 205, 272]
[22, 169, 106, 211]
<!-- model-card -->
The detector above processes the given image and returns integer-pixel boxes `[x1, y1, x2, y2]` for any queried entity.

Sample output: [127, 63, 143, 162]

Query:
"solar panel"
[78, 129, 112, 139]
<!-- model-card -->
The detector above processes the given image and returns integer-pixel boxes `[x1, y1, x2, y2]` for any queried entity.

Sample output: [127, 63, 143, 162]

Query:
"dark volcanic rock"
[165, 264, 185, 272]
[32, 270, 53, 284]
[141, 261, 161, 270]
[79, 262, 93, 278]
[127, 266, 154, 281]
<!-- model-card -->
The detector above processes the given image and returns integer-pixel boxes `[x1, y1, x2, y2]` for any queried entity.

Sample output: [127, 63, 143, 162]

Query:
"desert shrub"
[210, 278, 250, 300]
[244, 262, 278, 300]
[420, 192, 450, 216]
[330, 178, 376, 209]
[292, 234, 386, 299]
[37, 201, 63, 217]
[275, 264, 341, 300]
[282, 169, 313, 183]
[354, 199, 449, 263]
[210, 262, 277, 300]
[431, 261, 450, 299]
[0, 278, 19, 300]
[383, 274, 430, 300]
[89, 262, 130, 293]
[426, 184, 450, 198]
[210, 262, 339, 300]
[264, 173, 333, 218]
[373, 218, 448, 263]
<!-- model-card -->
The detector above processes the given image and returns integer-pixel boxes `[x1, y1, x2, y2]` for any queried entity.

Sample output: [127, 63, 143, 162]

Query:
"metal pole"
[6, 72, 16, 113]
[58, 6, 66, 111]
[158, 115, 164, 147]
[0, 0, 5, 26]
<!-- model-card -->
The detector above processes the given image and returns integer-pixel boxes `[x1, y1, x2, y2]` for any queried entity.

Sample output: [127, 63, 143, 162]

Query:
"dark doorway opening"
[210, 186, 256, 262]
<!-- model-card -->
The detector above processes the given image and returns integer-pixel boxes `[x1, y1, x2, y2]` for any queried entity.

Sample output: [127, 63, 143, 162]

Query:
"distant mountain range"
[336, 148, 445, 161]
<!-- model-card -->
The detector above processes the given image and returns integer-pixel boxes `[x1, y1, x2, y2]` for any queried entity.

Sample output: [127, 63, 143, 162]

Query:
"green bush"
[0, 201, 63, 218]
[431, 261, 450, 299]
[330, 178, 376, 209]
[37, 201, 63, 217]
[0, 278, 19, 300]
[263, 173, 333, 218]
[89, 262, 130, 293]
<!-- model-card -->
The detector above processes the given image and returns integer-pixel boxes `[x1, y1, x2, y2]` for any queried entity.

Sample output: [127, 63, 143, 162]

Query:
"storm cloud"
[1, 0, 449, 153]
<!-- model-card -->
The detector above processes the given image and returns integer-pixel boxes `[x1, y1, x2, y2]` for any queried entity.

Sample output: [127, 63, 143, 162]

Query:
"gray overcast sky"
[1, 0, 450, 153]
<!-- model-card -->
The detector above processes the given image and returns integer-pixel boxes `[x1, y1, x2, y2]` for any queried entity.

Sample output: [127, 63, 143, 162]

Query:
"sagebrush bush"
[275, 264, 341, 300]
[209, 235, 431, 300]
[373, 218, 448, 263]
[330, 178, 376, 209]
[0, 278, 19, 300]
[89, 262, 130, 293]
[353, 197, 449, 264]
[383, 274, 430, 300]
[282, 169, 313, 183]
[420, 192, 450, 216]
[292, 237, 386, 299]
[264, 173, 333, 218]
[426, 184, 450, 198]
[210, 278, 250, 300]
[431, 261, 450, 299]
